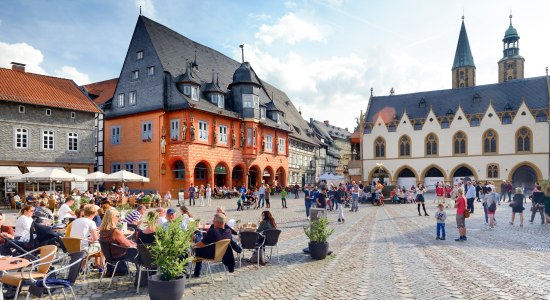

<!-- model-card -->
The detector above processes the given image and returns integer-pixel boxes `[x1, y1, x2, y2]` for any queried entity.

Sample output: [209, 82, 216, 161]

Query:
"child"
[281, 188, 288, 208]
[237, 192, 244, 211]
[435, 203, 447, 240]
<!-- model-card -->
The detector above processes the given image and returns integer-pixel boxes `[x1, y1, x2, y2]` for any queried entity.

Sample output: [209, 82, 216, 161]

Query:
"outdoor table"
[0, 257, 30, 300]
[123, 227, 135, 239]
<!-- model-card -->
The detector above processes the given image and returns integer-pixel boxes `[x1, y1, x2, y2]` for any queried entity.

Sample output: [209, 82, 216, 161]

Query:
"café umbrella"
[7, 168, 86, 192]
[102, 170, 150, 188]
[84, 171, 108, 191]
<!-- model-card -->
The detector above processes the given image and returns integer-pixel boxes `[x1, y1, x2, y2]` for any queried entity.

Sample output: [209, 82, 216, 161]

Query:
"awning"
[0, 166, 22, 177]
[27, 167, 65, 173]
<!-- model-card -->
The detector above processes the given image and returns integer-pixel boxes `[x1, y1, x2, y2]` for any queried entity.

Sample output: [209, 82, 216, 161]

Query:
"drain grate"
[530, 247, 550, 252]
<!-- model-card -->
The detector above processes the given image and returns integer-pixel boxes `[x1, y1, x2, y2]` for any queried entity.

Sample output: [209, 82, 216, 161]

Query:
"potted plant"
[148, 217, 195, 300]
[304, 217, 334, 260]
[141, 195, 152, 208]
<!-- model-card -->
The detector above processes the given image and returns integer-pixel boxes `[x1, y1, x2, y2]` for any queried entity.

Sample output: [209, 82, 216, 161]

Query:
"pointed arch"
[424, 133, 438, 157]
[449, 163, 478, 181]
[515, 127, 532, 153]
[452, 131, 467, 155]
[373, 136, 386, 158]
[420, 164, 447, 181]
[508, 162, 543, 187]
[398, 134, 411, 157]
[392, 165, 419, 182]
[487, 163, 499, 179]
[367, 166, 391, 183]
[482, 129, 498, 154]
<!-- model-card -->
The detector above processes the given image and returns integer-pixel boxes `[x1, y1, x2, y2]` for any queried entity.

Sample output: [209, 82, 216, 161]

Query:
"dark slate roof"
[312, 120, 351, 140]
[365, 76, 550, 127]
[176, 64, 201, 85]
[139, 16, 312, 137]
[452, 20, 475, 69]
[229, 62, 261, 88]
[310, 120, 333, 145]
[204, 73, 225, 94]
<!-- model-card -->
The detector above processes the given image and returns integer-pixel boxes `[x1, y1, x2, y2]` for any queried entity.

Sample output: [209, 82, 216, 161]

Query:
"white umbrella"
[103, 170, 150, 184]
[8, 169, 85, 182]
[85, 171, 108, 191]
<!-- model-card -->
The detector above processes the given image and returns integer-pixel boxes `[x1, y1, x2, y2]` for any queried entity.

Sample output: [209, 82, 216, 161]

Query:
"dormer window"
[45, 109, 52, 116]
[418, 98, 427, 108]
[260, 107, 266, 120]
[243, 94, 259, 109]
[253, 86, 260, 95]
[183, 85, 191, 96]
[275, 113, 281, 124]
[472, 93, 481, 103]
[210, 94, 224, 108]
[441, 118, 449, 129]
[136, 51, 144, 60]
[191, 87, 199, 101]
[470, 116, 480, 127]
[132, 70, 139, 80]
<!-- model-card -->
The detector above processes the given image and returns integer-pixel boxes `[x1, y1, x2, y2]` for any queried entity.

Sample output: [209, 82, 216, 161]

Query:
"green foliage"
[149, 217, 195, 281]
[304, 217, 334, 243]
[141, 195, 153, 203]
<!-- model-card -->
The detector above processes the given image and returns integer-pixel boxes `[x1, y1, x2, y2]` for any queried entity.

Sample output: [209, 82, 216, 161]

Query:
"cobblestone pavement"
[5, 194, 550, 299]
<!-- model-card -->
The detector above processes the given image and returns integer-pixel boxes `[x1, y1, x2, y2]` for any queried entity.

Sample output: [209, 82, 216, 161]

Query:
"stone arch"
[420, 164, 447, 181]
[193, 160, 212, 189]
[262, 166, 275, 186]
[367, 166, 391, 184]
[275, 167, 286, 187]
[213, 161, 230, 188]
[392, 165, 419, 182]
[449, 163, 478, 182]
[231, 163, 246, 188]
[507, 161, 543, 187]
[248, 165, 262, 188]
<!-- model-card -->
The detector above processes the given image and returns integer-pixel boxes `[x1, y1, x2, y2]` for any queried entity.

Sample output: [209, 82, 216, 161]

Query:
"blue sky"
[1, 0, 550, 130]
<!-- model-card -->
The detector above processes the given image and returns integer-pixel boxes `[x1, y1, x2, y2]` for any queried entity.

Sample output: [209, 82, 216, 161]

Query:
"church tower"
[498, 14, 524, 83]
[452, 17, 476, 89]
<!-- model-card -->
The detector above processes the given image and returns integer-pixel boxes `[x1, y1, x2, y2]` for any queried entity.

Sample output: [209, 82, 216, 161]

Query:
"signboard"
[71, 168, 89, 193]
[397, 178, 416, 190]
[6, 182, 17, 192]
[424, 177, 445, 192]
[178, 191, 185, 205]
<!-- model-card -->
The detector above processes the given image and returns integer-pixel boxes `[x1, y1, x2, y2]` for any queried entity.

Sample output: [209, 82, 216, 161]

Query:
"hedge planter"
[308, 241, 329, 260]
[148, 274, 186, 300]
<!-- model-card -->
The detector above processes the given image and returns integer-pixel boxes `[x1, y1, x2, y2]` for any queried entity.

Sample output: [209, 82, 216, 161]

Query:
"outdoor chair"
[0, 245, 58, 299]
[128, 197, 137, 208]
[11, 198, 22, 210]
[61, 237, 102, 280]
[47, 199, 57, 212]
[191, 239, 231, 284]
[136, 243, 156, 293]
[26, 250, 86, 300]
[262, 229, 282, 264]
[238, 231, 265, 268]
[98, 240, 137, 288]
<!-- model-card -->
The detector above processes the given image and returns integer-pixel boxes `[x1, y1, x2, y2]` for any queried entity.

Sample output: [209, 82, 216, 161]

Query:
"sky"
[1, 0, 550, 131]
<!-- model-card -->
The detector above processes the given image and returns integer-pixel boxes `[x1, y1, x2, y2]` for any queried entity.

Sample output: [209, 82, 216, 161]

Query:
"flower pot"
[308, 241, 329, 260]
[148, 274, 186, 300]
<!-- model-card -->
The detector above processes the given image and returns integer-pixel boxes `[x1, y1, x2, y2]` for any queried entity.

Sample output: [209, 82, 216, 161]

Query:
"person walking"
[486, 186, 497, 229]
[454, 188, 468, 241]
[280, 187, 287, 208]
[205, 184, 212, 207]
[506, 182, 513, 203]
[435, 203, 447, 240]
[416, 183, 429, 216]
[465, 181, 476, 213]
[444, 184, 452, 208]
[499, 180, 507, 204]
[199, 185, 205, 207]
[337, 185, 345, 223]
[265, 184, 271, 208]
[436, 183, 445, 205]
[530, 185, 545, 224]
[544, 185, 550, 226]
[350, 182, 359, 212]
[294, 183, 300, 199]
[304, 185, 314, 220]
[188, 183, 196, 206]
[509, 187, 525, 226]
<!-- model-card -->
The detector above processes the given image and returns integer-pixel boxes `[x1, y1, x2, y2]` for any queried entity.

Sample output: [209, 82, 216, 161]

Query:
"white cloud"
[54, 66, 90, 85]
[256, 13, 327, 45]
[0, 41, 47, 74]
[248, 13, 271, 22]
[135, 0, 156, 19]
[284, 1, 297, 9]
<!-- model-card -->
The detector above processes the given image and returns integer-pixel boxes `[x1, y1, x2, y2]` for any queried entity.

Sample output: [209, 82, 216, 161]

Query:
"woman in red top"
[454, 188, 467, 241]
[444, 184, 453, 208]
[435, 183, 445, 205]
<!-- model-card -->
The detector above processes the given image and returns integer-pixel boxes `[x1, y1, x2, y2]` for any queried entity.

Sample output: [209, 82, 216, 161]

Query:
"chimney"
[324, 120, 329, 126]
[11, 62, 26, 73]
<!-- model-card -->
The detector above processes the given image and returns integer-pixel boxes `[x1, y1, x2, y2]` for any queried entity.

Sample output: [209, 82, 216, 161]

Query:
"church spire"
[452, 16, 476, 89]
[498, 13, 524, 83]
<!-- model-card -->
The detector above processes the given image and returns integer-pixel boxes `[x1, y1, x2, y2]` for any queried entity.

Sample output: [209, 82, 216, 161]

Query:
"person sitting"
[256, 211, 276, 234]
[192, 213, 240, 277]
[34, 201, 54, 222]
[156, 207, 168, 226]
[14, 205, 34, 244]
[69, 204, 102, 270]
[137, 211, 159, 244]
[58, 196, 76, 221]
[124, 205, 146, 226]
[99, 209, 137, 263]
[0, 212, 15, 254]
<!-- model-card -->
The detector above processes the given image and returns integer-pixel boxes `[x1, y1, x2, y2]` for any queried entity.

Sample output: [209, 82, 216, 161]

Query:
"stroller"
[5, 221, 66, 256]
[242, 195, 257, 210]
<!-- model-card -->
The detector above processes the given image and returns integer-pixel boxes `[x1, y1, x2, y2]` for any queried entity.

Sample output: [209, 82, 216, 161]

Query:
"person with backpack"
[485, 186, 498, 229]
[509, 187, 525, 226]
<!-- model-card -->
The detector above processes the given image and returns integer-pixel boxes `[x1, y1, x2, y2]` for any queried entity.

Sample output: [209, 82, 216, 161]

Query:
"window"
[147, 66, 155, 76]
[124, 162, 134, 173]
[219, 125, 227, 144]
[111, 126, 121, 145]
[42, 130, 54, 150]
[388, 123, 396, 132]
[253, 129, 257, 146]
[191, 86, 199, 101]
[425, 133, 438, 156]
[413, 120, 423, 130]
[137, 162, 149, 178]
[253, 96, 260, 109]
[253, 86, 260, 95]
[278, 138, 285, 153]
[170, 119, 180, 141]
[71, 112, 76, 119]
[374, 137, 385, 158]
[129, 91, 136, 106]
[398, 135, 411, 157]
[260, 107, 266, 120]
[195, 168, 206, 180]
[440, 118, 450, 129]
[483, 129, 498, 154]
[265, 135, 273, 151]
[183, 85, 191, 96]
[45, 109, 51, 116]
[516, 127, 532, 153]
[487, 164, 499, 178]
[243, 94, 253, 108]
[173, 160, 185, 179]
[535, 112, 548, 122]
[470, 116, 480, 127]
[68, 132, 78, 151]
[141, 122, 152, 141]
[453, 131, 467, 155]
[198, 121, 208, 141]
[111, 163, 121, 173]
[132, 70, 139, 80]
[218, 95, 224, 108]
[18, 106, 25, 113]
[118, 93, 125, 107]
[502, 114, 512, 124]
[136, 51, 143, 60]
[247, 128, 252, 146]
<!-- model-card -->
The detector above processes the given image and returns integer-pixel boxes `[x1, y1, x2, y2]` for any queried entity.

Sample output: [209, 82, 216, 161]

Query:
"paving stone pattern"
[16, 194, 550, 299]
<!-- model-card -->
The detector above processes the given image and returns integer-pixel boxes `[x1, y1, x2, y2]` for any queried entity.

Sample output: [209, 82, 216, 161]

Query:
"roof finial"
[211, 69, 215, 83]
[546, 66, 548, 76]
[192, 50, 198, 68]
[509, 10, 513, 25]
[216, 73, 219, 85]
[140, 5, 142, 16]
[462, 9, 464, 21]
[299, 106, 302, 115]
[370, 87, 373, 96]
[239, 44, 245, 63]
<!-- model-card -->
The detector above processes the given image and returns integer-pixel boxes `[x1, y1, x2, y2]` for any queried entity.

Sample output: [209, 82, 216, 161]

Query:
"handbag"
[463, 210, 470, 218]
[488, 202, 497, 212]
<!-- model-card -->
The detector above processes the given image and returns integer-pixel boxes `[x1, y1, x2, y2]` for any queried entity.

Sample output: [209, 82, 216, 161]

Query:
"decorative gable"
[449, 106, 469, 129]
[480, 102, 501, 127]
[396, 111, 413, 133]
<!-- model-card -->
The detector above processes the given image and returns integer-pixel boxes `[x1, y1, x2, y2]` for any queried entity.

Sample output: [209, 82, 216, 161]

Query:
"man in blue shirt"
[303, 185, 314, 220]
[188, 183, 196, 206]
[465, 181, 476, 213]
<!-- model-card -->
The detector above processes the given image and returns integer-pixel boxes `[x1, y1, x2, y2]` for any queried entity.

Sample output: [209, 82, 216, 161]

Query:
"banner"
[397, 177, 416, 190]
[424, 177, 445, 192]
